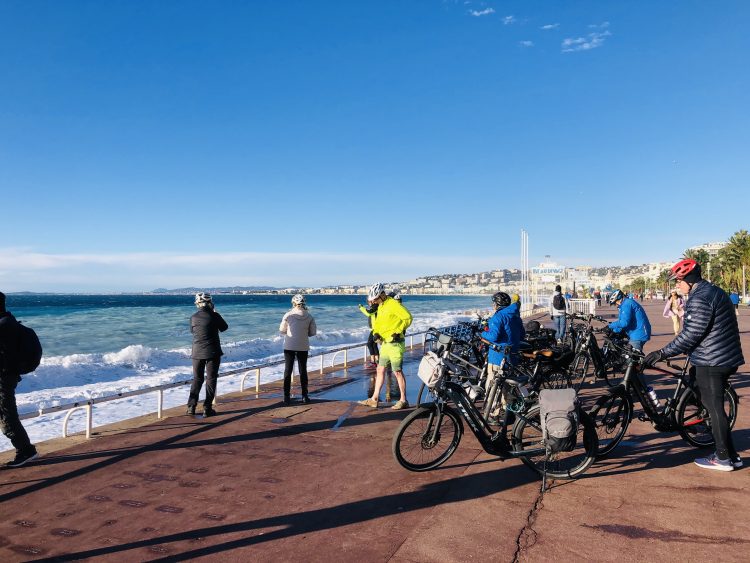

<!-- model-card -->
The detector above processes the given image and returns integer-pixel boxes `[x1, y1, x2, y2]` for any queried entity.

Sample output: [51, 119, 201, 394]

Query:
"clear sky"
[1, 1, 748, 292]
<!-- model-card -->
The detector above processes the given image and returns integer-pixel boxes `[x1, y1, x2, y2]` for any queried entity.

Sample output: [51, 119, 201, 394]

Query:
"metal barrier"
[567, 299, 597, 315]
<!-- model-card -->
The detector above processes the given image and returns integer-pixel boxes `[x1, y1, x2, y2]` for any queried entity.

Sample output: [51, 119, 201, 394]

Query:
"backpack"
[539, 388, 578, 453]
[16, 322, 43, 375]
[552, 294, 566, 311]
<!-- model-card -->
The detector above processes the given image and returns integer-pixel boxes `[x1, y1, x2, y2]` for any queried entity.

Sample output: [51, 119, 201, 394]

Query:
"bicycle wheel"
[570, 352, 593, 391]
[676, 385, 739, 448]
[392, 404, 463, 471]
[587, 387, 632, 457]
[539, 371, 572, 390]
[416, 382, 428, 407]
[512, 405, 598, 480]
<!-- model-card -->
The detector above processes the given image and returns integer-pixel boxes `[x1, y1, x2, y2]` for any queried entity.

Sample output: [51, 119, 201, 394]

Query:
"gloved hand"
[642, 350, 664, 367]
[602, 326, 614, 337]
[391, 333, 404, 343]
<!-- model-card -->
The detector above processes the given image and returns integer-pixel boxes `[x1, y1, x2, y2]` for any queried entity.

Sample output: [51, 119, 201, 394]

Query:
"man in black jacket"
[188, 293, 229, 417]
[0, 291, 38, 468]
[644, 260, 744, 471]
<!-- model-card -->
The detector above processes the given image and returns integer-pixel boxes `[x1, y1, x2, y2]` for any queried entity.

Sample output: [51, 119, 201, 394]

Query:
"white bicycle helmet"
[367, 283, 385, 301]
[608, 289, 624, 305]
[291, 293, 306, 306]
[195, 292, 213, 307]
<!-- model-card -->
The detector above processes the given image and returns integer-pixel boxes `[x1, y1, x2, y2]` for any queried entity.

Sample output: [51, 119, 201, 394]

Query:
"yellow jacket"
[372, 297, 412, 343]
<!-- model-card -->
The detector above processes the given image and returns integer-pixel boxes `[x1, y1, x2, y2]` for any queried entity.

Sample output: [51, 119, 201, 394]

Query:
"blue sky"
[1, 1, 748, 291]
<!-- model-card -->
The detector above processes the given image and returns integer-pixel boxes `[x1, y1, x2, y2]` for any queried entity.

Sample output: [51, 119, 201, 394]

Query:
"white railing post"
[86, 403, 92, 439]
[256, 367, 261, 394]
[157, 389, 164, 419]
[363, 345, 368, 363]
[344, 349, 348, 367]
[320, 352, 325, 374]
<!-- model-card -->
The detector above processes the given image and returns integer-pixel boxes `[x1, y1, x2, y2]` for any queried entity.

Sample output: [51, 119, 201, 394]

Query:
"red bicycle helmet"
[668, 259, 699, 281]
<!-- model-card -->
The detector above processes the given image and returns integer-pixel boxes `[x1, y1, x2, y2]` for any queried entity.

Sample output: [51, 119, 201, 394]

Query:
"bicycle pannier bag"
[417, 352, 442, 389]
[552, 294, 566, 311]
[16, 322, 43, 375]
[539, 388, 578, 453]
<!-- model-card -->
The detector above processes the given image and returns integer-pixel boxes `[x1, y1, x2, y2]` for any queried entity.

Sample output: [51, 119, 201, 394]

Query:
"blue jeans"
[553, 315, 566, 342]
[630, 340, 645, 352]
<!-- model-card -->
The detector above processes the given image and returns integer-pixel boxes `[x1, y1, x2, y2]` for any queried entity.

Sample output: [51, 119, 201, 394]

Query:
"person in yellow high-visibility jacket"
[358, 283, 412, 409]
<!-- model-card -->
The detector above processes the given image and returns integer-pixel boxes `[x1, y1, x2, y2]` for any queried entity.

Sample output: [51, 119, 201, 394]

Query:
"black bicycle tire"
[675, 384, 738, 449]
[571, 352, 592, 392]
[512, 405, 598, 480]
[588, 387, 633, 458]
[416, 382, 427, 407]
[392, 404, 463, 471]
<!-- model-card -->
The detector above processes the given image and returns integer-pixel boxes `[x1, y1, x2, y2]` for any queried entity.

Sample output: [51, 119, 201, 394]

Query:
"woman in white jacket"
[279, 294, 317, 405]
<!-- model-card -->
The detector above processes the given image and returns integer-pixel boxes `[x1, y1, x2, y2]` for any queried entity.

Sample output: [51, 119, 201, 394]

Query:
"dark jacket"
[0, 311, 21, 377]
[190, 308, 229, 360]
[660, 280, 744, 367]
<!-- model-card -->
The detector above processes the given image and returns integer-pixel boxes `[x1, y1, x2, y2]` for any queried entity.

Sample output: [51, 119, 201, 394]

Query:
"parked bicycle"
[588, 341, 739, 457]
[569, 314, 629, 390]
[393, 331, 598, 481]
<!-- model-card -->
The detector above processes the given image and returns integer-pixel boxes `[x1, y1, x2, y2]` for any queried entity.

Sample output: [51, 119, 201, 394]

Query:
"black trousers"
[0, 375, 33, 454]
[188, 357, 221, 409]
[367, 331, 379, 357]
[283, 350, 309, 398]
[694, 366, 738, 460]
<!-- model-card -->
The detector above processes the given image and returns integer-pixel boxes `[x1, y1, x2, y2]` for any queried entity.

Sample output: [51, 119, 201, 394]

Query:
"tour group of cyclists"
[358, 258, 744, 473]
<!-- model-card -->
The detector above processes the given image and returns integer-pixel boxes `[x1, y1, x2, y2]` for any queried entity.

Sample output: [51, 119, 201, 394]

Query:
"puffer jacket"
[190, 307, 229, 359]
[483, 303, 525, 365]
[660, 280, 744, 367]
[0, 311, 21, 377]
[279, 307, 317, 351]
[609, 297, 651, 343]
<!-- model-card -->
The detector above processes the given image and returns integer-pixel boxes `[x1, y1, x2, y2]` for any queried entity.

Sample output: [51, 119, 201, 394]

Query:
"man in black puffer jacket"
[188, 292, 229, 418]
[644, 259, 744, 471]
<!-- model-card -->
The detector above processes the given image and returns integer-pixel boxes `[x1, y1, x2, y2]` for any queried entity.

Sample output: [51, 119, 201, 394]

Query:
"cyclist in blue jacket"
[482, 292, 525, 389]
[607, 289, 651, 352]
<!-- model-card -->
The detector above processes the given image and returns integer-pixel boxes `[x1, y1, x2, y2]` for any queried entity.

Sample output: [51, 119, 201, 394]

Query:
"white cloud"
[503, 15, 516, 25]
[469, 7, 495, 17]
[0, 248, 513, 292]
[561, 29, 612, 53]
[540, 23, 559, 30]
[588, 21, 610, 29]
[519, 40, 534, 47]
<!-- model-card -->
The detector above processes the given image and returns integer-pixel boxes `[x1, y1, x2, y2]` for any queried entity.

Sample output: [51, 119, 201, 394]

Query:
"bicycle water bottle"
[646, 386, 659, 407]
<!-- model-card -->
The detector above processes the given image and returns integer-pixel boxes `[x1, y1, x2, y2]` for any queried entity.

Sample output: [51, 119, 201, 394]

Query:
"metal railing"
[16, 306, 551, 442]
[566, 299, 597, 315]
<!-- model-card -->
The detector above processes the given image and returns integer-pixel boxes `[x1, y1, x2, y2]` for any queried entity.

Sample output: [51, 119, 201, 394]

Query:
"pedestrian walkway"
[0, 301, 748, 561]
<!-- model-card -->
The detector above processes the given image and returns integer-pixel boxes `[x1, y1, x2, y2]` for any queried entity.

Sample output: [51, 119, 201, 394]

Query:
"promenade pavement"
[0, 300, 748, 562]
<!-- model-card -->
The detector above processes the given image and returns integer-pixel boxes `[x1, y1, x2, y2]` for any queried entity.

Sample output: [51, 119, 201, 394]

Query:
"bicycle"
[393, 332, 599, 482]
[569, 315, 629, 391]
[587, 342, 739, 457]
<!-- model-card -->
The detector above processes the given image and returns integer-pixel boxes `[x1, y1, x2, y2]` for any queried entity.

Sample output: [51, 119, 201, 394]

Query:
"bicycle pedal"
[637, 413, 650, 422]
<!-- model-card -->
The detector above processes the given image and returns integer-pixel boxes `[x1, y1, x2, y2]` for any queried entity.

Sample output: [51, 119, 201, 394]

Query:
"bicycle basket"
[417, 352, 443, 389]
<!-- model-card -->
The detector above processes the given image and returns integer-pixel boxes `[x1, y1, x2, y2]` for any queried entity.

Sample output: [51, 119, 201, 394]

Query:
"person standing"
[188, 292, 228, 417]
[358, 283, 412, 410]
[358, 300, 379, 368]
[662, 289, 685, 335]
[483, 292, 525, 389]
[729, 291, 740, 316]
[606, 289, 651, 352]
[550, 285, 566, 343]
[280, 294, 317, 405]
[643, 259, 744, 471]
[0, 292, 38, 468]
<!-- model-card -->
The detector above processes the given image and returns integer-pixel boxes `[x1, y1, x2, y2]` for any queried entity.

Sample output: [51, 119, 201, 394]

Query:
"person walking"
[0, 292, 38, 468]
[643, 259, 744, 471]
[187, 292, 228, 417]
[662, 289, 685, 335]
[550, 285, 567, 343]
[280, 294, 317, 405]
[358, 283, 412, 410]
[606, 289, 651, 352]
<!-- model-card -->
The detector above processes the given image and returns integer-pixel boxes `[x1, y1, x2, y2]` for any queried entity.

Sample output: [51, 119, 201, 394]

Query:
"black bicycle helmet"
[492, 291, 511, 309]
[524, 320, 541, 333]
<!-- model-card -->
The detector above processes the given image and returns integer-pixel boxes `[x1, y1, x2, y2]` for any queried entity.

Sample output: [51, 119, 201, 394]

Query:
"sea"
[1, 293, 490, 451]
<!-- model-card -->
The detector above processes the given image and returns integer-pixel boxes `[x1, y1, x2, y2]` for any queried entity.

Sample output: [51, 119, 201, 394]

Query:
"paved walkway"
[1, 301, 749, 561]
